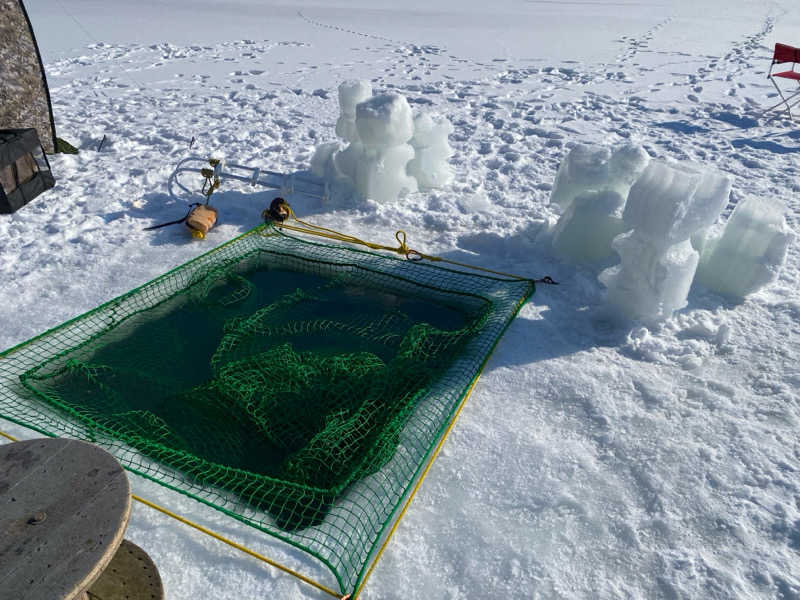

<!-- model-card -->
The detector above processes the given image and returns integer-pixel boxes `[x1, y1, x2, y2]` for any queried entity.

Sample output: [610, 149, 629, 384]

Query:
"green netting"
[0, 224, 534, 595]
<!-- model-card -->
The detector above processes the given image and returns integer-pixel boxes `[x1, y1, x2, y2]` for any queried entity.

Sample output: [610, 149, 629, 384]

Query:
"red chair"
[765, 43, 800, 120]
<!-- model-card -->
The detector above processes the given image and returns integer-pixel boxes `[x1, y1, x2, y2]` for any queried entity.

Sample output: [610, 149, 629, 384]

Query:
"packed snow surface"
[2, 0, 800, 598]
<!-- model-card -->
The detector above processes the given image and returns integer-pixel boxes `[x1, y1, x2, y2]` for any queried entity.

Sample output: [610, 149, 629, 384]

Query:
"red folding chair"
[764, 43, 800, 121]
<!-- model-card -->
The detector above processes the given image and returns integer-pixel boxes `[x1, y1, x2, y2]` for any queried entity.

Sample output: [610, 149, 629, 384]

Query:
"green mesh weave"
[0, 225, 534, 595]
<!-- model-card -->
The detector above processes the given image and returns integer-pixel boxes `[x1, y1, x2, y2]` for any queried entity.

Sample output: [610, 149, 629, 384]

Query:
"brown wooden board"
[0, 438, 131, 600]
[85, 539, 164, 600]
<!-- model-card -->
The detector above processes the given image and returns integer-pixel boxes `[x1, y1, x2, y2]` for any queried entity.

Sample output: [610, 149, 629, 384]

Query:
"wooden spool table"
[0, 438, 164, 600]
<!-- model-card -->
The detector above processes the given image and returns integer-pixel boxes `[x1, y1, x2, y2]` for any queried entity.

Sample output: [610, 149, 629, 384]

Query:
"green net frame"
[0, 225, 534, 596]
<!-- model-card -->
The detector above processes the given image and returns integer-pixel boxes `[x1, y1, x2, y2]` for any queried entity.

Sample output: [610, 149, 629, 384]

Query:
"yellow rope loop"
[268, 199, 532, 280]
[394, 230, 410, 257]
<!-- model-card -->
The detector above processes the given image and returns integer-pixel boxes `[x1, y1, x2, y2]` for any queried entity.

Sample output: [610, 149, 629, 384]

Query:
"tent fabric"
[0, 0, 57, 154]
[0, 153, 36, 193]
[0, 169, 54, 213]
[0, 128, 55, 214]
[0, 127, 42, 165]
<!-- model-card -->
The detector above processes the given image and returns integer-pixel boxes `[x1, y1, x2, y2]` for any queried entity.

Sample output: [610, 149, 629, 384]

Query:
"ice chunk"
[355, 94, 414, 148]
[552, 190, 628, 263]
[550, 144, 611, 213]
[310, 141, 341, 179]
[311, 82, 450, 203]
[607, 144, 650, 198]
[332, 141, 363, 186]
[330, 94, 418, 202]
[351, 143, 417, 203]
[695, 196, 795, 298]
[338, 80, 373, 116]
[407, 113, 454, 189]
[335, 80, 373, 143]
[313, 94, 418, 202]
[600, 160, 730, 321]
[623, 161, 731, 248]
[600, 233, 699, 322]
[549, 143, 649, 213]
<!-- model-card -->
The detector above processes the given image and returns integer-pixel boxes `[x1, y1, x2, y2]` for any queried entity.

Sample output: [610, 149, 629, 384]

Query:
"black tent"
[0, 128, 55, 213]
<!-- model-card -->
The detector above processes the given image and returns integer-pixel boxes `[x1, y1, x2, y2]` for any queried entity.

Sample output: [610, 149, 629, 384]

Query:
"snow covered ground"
[2, 0, 800, 598]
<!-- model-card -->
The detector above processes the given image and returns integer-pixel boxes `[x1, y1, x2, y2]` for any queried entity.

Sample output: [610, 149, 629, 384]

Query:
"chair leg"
[762, 78, 800, 121]
[785, 94, 800, 114]
[785, 81, 800, 119]
[773, 77, 792, 119]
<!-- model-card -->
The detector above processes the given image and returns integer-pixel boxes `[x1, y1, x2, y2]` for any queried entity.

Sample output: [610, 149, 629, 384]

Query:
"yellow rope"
[432, 256, 532, 282]
[268, 201, 530, 281]
[130, 494, 341, 598]
[350, 285, 532, 598]
[0, 429, 18, 442]
[1, 347, 503, 600]
[0, 428, 341, 599]
[351, 374, 483, 599]
[2, 206, 534, 599]
[262, 202, 533, 598]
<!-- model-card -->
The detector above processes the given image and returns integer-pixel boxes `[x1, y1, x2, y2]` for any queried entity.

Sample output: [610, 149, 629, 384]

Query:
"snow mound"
[695, 196, 795, 298]
[311, 80, 453, 203]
